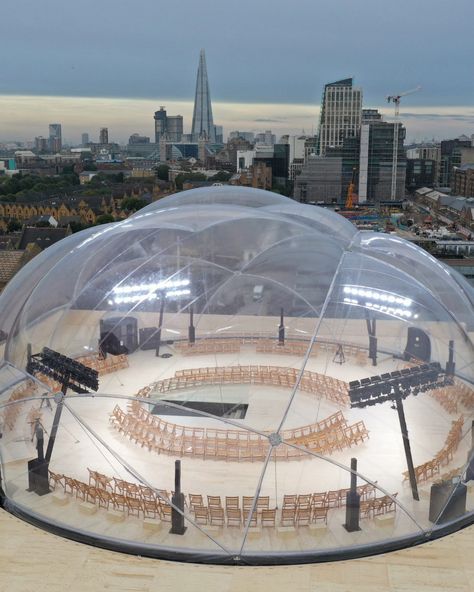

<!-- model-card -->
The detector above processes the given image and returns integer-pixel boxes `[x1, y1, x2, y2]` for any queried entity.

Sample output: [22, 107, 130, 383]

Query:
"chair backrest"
[207, 495, 222, 508]
[225, 496, 239, 509]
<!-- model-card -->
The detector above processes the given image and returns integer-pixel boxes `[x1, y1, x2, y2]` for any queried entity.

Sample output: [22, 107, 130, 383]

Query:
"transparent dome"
[0, 186, 472, 564]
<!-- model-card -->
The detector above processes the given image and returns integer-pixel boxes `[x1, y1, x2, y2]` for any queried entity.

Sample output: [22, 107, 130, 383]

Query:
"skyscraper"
[358, 115, 406, 202]
[81, 133, 89, 146]
[99, 128, 109, 144]
[49, 123, 62, 152]
[191, 49, 216, 142]
[317, 78, 362, 155]
[154, 107, 183, 143]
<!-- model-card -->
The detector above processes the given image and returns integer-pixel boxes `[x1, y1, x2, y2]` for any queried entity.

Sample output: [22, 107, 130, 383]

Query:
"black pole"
[278, 308, 285, 345]
[188, 307, 195, 345]
[343, 457, 361, 532]
[395, 394, 419, 501]
[170, 459, 186, 535]
[446, 340, 455, 377]
[155, 295, 166, 357]
[44, 374, 69, 463]
[35, 422, 44, 461]
[366, 315, 377, 366]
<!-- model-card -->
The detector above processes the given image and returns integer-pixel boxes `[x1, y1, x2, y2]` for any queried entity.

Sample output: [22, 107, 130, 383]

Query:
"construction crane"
[386, 86, 421, 200]
[345, 167, 358, 209]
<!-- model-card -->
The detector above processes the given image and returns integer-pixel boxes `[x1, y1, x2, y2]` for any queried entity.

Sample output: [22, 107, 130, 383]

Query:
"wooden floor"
[1, 509, 472, 592]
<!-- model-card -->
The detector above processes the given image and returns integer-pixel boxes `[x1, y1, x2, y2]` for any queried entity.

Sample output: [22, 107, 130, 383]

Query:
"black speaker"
[99, 332, 129, 356]
[404, 327, 431, 362]
[27, 459, 50, 496]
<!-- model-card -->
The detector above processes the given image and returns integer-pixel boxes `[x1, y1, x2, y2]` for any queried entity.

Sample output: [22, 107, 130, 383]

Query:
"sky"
[0, 0, 473, 144]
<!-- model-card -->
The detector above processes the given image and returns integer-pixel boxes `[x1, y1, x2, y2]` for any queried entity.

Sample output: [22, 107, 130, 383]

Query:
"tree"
[69, 221, 90, 233]
[95, 214, 115, 225]
[156, 164, 170, 181]
[7, 220, 22, 232]
[210, 171, 232, 183]
[174, 172, 207, 190]
[120, 197, 148, 213]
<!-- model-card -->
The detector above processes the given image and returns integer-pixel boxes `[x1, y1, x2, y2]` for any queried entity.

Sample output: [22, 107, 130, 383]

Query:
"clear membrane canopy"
[0, 186, 472, 564]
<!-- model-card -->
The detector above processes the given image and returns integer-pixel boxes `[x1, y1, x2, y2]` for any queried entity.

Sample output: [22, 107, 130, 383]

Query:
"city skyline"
[0, 0, 473, 144]
[1, 94, 474, 146]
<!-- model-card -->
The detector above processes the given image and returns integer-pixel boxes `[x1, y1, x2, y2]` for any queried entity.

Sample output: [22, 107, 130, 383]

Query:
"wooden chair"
[189, 494, 204, 511]
[261, 509, 276, 527]
[280, 507, 296, 527]
[312, 506, 328, 524]
[360, 500, 374, 519]
[112, 493, 127, 512]
[282, 494, 297, 509]
[207, 495, 222, 509]
[143, 499, 160, 519]
[226, 508, 242, 527]
[97, 489, 112, 510]
[311, 492, 327, 508]
[63, 476, 77, 495]
[296, 508, 312, 526]
[126, 497, 143, 517]
[160, 503, 172, 522]
[86, 486, 99, 505]
[297, 494, 312, 510]
[256, 496, 270, 513]
[194, 507, 209, 525]
[139, 485, 156, 502]
[225, 496, 239, 510]
[237, 508, 254, 529]
[48, 471, 64, 491]
[327, 490, 341, 508]
[209, 507, 225, 526]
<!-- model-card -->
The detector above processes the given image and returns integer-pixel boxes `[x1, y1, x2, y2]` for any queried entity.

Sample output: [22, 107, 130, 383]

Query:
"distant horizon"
[1, 94, 473, 147]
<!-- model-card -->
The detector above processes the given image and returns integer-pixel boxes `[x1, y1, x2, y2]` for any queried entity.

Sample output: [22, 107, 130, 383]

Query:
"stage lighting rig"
[26, 347, 99, 495]
[348, 362, 445, 501]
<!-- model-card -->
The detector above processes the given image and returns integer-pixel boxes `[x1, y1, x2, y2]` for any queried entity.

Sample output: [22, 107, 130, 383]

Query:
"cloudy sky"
[0, 0, 473, 143]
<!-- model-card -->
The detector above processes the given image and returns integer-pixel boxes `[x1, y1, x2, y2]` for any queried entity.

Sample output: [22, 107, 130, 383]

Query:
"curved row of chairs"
[402, 416, 464, 484]
[110, 403, 369, 461]
[175, 337, 371, 367]
[2, 380, 36, 431]
[255, 339, 368, 365]
[139, 364, 349, 408]
[48, 468, 397, 529]
[77, 353, 128, 376]
[429, 381, 474, 414]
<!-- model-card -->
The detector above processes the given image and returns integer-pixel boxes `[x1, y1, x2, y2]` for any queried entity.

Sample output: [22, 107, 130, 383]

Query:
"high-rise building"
[214, 125, 223, 144]
[255, 131, 276, 146]
[167, 115, 184, 143]
[128, 133, 150, 145]
[439, 139, 472, 187]
[317, 78, 362, 155]
[99, 128, 109, 144]
[49, 123, 62, 152]
[81, 133, 89, 146]
[229, 131, 255, 143]
[191, 49, 216, 142]
[154, 107, 168, 143]
[154, 107, 183, 143]
[35, 136, 48, 153]
[358, 117, 406, 202]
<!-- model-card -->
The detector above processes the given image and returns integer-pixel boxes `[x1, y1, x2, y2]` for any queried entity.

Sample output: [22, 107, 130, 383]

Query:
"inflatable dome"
[0, 186, 472, 564]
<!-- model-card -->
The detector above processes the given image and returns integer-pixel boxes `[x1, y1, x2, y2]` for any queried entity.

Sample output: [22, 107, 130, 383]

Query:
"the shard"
[191, 49, 216, 142]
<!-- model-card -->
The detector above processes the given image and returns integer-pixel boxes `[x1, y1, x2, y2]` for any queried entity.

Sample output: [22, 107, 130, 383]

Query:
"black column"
[170, 460, 186, 535]
[395, 395, 419, 501]
[343, 457, 361, 532]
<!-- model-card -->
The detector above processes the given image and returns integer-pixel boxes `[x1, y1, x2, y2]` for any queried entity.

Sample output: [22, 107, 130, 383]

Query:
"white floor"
[1, 343, 473, 556]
